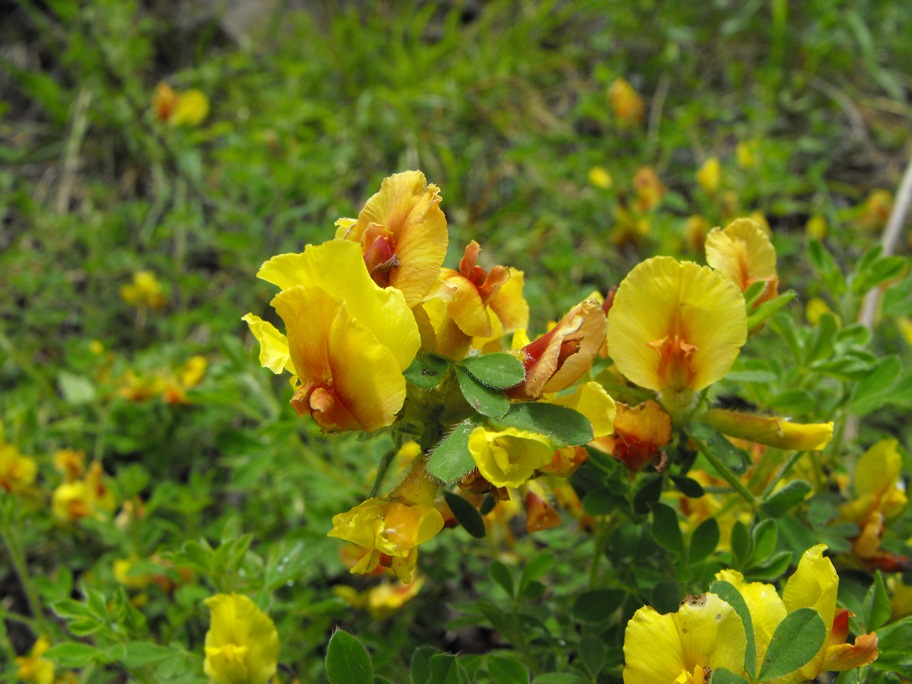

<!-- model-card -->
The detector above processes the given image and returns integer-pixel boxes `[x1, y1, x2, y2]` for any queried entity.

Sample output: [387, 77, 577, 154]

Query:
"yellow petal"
[705, 218, 778, 298]
[714, 569, 787, 672]
[203, 594, 279, 684]
[468, 427, 555, 488]
[623, 593, 746, 684]
[241, 313, 293, 374]
[854, 439, 902, 498]
[489, 267, 530, 333]
[821, 633, 878, 672]
[338, 171, 448, 307]
[607, 257, 747, 400]
[782, 545, 838, 679]
[704, 409, 833, 451]
[257, 240, 420, 371]
[170, 89, 209, 127]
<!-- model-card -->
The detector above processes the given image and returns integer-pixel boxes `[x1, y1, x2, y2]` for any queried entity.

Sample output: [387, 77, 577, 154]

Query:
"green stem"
[369, 447, 397, 498]
[1, 524, 51, 638]
[692, 438, 757, 509]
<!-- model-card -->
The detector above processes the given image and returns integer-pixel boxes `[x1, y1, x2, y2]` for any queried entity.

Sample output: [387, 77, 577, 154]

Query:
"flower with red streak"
[590, 400, 672, 472]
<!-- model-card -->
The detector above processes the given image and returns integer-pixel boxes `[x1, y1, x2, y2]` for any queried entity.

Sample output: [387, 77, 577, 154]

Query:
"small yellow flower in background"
[335, 170, 448, 307]
[329, 456, 444, 583]
[53, 448, 85, 482]
[606, 256, 747, 415]
[509, 298, 606, 400]
[334, 576, 425, 620]
[748, 211, 770, 233]
[16, 636, 55, 684]
[696, 157, 722, 194]
[705, 217, 779, 307]
[203, 593, 279, 684]
[468, 426, 555, 489]
[891, 576, 912, 620]
[623, 593, 747, 683]
[702, 409, 833, 451]
[243, 239, 420, 432]
[522, 479, 563, 533]
[684, 215, 710, 254]
[858, 189, 892, 232]
[736, 140, 758, 169]
[806, 215, 827, 240]
[608, 77, 645, 126]
[52, 461, 117, 523]
[0, 436, 38, 494]
[632, 165, 665, 213]
[676, 470, 751, 550]
[153, 81, 209, 127]
[588, 166, 613, 189]
[839, 439, 907, 562]
[121, 270, 167, 310]
[805, 297, 838, 326]
[163, 355, 209, 404]
[896, 316, 912, 347]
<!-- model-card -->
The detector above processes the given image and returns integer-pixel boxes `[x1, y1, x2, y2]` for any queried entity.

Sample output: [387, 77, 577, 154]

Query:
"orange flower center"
[648, 333, 697, 390]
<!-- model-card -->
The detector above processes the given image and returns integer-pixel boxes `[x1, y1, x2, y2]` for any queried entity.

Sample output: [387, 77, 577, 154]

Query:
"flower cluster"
[245, 172, 839, 587]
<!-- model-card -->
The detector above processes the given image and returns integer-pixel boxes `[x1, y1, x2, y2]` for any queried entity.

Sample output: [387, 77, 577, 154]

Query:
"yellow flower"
[623, 593, 747, 683]
[334, 576, 425, 620]
[696, 157, 722, 194]
[328, 498, 443, 583]
[243, 240, 420, 432]
[607, 257, 747, 415]
[467, 426, 555, 489]
[608, 77, 645, 126]
[705, 217, 779, 306]
[736, 140, 758, 169]
[16, 636, 55, 684]
[702, 409, 833, 451]
[632, 166, 665, 212]
[805, 297, 838, 326]
[170, 89, 209, 127]
[509, 298, 606, 400]
[806, 215, 827, 240]
[684, 215, 710, 254]
[335, 170, 448, 308]
[780, 545, 878, 680]
[590, 400, 672, 472]
[588, 166, 613, 189]
[120, 271, 167, 310]
[547, 381, 616, 439]
[839, 439, 907, 561]
[0, 438, 37, 494]
[203, 594, 279, 684]
[51, 461, 116, 522]
[53, 449, 85, 482]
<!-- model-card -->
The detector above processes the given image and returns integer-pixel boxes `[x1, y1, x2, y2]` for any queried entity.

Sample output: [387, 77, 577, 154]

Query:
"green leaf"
[326, 629, 373, 684]
[651, 581, 682, 614]
[712, 669, 750, 684]
[758, 608, 826, 681]
[487, 655, 530, 683]
[724, 370, 778, 383]
[751, 519, 778, 561]
[427, 421, 475, 482]
[863, 571, 891, 632]
[671, 475, 705, 498]
[633, 475, 664, 515]
[492, 403, 593, 447]
[405, 353, 452, 389]
[710, 580, 758, 680]
[520, 552, 553, 595]
[122, 641, 177, 668]
[461, 353, 526, 389]
[804, 313, 838, 365]
[412, 646, 443, 684]
[582, 488, 623, 516]
[882, 278, 912, 317]
[455, 367, 511, 418]
[731, 520, 751, 567]
[579, 634, 606, 677]
[57, 371, 96, 404]
[748, 290, 797, 331]
[874, 617, 912, 674]
[650, 502, 683, 556]
[850, 355, 903, 416]
[689, 517, 720, 563]
[688, 422, 748, 474]
[761, 481, 812, 518]
[769, 388, 816, 415]
[429, 653, 470, 684]
[443, 491, 486, 539]
[43, 642, 100, 668]
[490, 561, 515, 598]
[807, 239, 846, 295]
[531, 675, 589, 684]
[572, 589, 624, 624]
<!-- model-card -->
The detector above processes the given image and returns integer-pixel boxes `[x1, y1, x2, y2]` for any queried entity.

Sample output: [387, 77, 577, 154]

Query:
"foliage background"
[1, 0, 911, 682]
